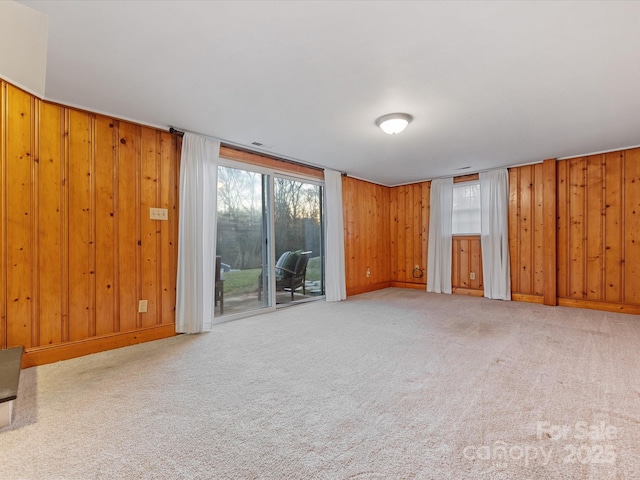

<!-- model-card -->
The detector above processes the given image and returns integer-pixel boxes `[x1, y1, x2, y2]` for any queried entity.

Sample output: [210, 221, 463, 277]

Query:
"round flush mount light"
[375, 113, 413, 135]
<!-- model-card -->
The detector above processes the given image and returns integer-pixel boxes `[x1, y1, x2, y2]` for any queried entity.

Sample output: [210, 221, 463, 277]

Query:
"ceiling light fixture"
[375, 113, 413, 135]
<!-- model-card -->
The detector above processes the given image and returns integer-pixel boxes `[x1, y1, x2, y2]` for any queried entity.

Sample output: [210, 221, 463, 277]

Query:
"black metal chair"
[276, 251, 310, 300]
[257, 250, 310, 301]
[214, 256, 224, 314]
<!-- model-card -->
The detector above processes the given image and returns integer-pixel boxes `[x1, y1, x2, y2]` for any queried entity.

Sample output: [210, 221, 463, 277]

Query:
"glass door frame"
[217, 157, 326, 322]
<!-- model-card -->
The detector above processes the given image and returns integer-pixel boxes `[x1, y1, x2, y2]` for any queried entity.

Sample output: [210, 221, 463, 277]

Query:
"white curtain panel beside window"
[479, 168, 511, 300]
[427, 177, 454, 294]
[324, 169, 347, 302]
[175, 133, 220, 333]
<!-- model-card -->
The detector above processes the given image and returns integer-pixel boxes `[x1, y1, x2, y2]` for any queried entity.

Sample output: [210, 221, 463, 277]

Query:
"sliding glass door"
[273, 176, 324, 304]
[215, 163, 325, 318]
[216, 165, 272, 317]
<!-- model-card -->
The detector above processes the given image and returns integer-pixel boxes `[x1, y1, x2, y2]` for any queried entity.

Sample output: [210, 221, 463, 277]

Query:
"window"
[452, 181, 481, 234]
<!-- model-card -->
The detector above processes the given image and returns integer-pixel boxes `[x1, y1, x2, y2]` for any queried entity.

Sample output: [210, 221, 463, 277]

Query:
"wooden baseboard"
[452, 287, 484, 297]
[347, 281, 392, 297]
[558, 298, 640, 315]
[22, 324, 177, 368]
[512, 293, 544, 304]
[390, 281, 426, 290]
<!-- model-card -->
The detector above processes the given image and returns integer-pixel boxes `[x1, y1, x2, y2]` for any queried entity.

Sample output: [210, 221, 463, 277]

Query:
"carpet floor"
[1, 288, 639, 479]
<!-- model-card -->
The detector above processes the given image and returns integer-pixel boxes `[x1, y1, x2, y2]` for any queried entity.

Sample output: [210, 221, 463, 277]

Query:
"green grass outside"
[222, 256, 322, 296]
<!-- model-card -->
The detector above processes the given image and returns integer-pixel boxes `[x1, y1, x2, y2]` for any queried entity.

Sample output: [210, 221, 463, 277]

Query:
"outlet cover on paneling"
[138, 300, 148, 313]
[150, 208, 168, 220]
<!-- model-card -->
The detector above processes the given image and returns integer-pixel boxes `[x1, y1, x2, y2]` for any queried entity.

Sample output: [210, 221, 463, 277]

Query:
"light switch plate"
[150, 208, 168, 220]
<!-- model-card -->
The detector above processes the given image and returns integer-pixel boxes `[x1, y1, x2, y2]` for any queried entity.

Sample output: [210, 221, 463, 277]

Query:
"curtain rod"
[169, 126, 346, 175]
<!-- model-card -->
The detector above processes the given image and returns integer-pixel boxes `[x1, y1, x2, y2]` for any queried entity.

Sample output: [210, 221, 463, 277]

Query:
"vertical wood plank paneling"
[358, 176, 367, 285]
[508, 168, 520, 294]
[533, 163, 544, 296]
[117, 122, 140, 332]
[452, 237, 459, 288]
[87, 115, 97, 338]
[586, 154, 604, 300]
[406, 185, 415, 283]
[460, 238, 470, 287]
[67, 109, 92, 341]
[389, 186, 398, 281]
[397, 186, 406, 282]
[412, 183, 421, 281]
[343, 177, 390, 295]
[556, 160, 569, 298]
[381, 183, 391, 282]
[342, 176, 355, 290]
[518, 166, 533, 294]
[604, 151, 623, 303]
[542, 159, 557, 306]
[94, 116, 117, 335]
[30, 96, 40, 347]
[160, 132, 177, 324]
[38, 102, 64, 346]
[623, 148, 640, 304]
[6, 85, 34, 348]
[568, 157, 586, 298]
[470, 237, 483, 290]
[421, 181, 430, 283]
[1, 81, 181, 366]
[0, 81, 6, 349]
[140, 127, 159, 328]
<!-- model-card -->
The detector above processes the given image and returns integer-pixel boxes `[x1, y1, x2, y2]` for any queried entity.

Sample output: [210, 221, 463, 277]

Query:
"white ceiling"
[19, 0, 640, 186]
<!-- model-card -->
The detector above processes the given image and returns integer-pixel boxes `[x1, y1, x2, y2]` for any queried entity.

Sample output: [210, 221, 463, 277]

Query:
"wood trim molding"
[542, 158, 557, 306]
[558, 298, 640, 315]
[220, 146, 324, 180]
[452, 287, 484, 297]
[454, 173, 479, 183]
[512, 293, 544, 304]
[22, 324, 177, 368]
[390, 281, 426, 290]
[347, 281, 392, 297]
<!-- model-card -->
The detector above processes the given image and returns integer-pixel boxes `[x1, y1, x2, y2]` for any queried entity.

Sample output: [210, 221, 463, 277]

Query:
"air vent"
[251, 141, 263, 146]
[457, 166, 471, 170]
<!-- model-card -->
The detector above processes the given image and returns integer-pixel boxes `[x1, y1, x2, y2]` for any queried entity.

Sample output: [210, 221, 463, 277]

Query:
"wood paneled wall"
[452, 236, 483, 293]
[389, 182, 429, 288]
[344, 178, 484, 295]
[508, 163, 545, 301]
[557, 148, 640, 311]
[344, 148, 640, 314]
[342, 176, 391, 295]
[1, 82, 179, 366]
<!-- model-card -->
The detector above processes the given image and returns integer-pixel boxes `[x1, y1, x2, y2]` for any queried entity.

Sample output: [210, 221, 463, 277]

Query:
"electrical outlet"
[366, 267, 371, 278]
[470, 272, 476, 280]
[415, 264, 420, 270]
[138, 300, 148, 313]
[150, 208, 168, 220]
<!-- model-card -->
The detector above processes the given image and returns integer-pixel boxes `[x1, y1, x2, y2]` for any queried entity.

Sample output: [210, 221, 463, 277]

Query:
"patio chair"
[276, 251, 310, 300]
[257, 250, 311, 301]
[214, 256, 224, 314]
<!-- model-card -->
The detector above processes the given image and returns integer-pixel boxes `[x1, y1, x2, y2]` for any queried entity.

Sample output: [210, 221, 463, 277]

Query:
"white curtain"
[480, 168, 511, 300]
[324, 169, 346, 302]
[427, 177, 454, 294]
[175, 133, 220, 333]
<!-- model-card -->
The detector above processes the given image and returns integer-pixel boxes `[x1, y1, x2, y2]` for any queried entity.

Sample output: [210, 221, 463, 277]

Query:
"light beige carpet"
[1, 288, 639, 479]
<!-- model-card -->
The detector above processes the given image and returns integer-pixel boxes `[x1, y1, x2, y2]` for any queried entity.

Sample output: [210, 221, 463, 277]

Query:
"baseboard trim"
[390, 281, 426, 290]
[512, 293, 544, 304]
[558, 298, 640, 315]
[22, 324, 177, 368]
[452, 287, 484, 297]
[347, 282, 392, 297]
